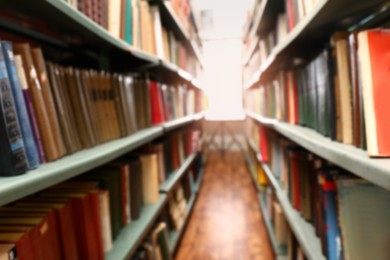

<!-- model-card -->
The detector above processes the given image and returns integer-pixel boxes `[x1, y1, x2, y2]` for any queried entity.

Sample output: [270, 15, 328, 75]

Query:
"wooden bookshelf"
[242, 0, 386, 89]
[247, 110, 390, 191]
[0, 126, 163, 207]
[105, 194, 168, 260]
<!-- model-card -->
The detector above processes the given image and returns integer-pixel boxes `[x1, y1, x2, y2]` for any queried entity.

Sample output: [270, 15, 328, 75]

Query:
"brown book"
[348, 32, 361, 148]
[64, 67, 95, 148]
[55, 66, 81, 152]
[104, 74, 121, 140]
[81, 70, 102, 144]
[31, 48, 66, 158]
[112, 75, 128, 137]
[58, 66, 83, 151]
[89, 71, 106, 142]
[13, 43, 60, 162]
[46, 63, 80, 153]
[331, 32, 353, 144]
[118, 75, 135, 135]
[140, 153, 159, 204]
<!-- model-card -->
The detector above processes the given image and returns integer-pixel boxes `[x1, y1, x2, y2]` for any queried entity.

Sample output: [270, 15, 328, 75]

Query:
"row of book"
[251, 127, 390, 260]
[0, 125, 202, 259]
[0, 41, 202, 177]
[65, 0, 202, 77]
[262, 188, 309, 260]
[246, 28, 390, 157]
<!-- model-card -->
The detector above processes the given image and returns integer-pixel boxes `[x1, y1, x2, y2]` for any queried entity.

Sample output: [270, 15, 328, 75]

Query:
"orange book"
[358, 29, 390, 157]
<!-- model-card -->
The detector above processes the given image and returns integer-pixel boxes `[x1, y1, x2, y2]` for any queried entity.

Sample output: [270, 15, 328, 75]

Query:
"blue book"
[2, 41, 40, 169]
[124, 0, 133, 45]
[0, 43, 28, 176]
[322, 176, 342, 260]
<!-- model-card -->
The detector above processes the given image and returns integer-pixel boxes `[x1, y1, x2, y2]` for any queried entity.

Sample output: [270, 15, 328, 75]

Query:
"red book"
[259, 126, 269, 162]
[0, 232, 33, 260]
[286, 71, 299, 124]
[289, 152, 301, 211]
[358, 29, 390, 157]
[285, 0, 295, 31]
[14, 200, 79, 260]
[149, 81, 165, 125]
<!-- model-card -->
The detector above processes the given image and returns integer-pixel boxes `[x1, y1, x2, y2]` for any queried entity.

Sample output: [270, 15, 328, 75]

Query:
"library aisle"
[176, 152, 273, 260]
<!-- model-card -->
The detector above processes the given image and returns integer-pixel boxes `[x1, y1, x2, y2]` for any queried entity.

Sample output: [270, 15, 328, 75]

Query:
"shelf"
[244, 150, 262, 192]
[259, 161, 325, 260]
[105, 194, 168, 260]
[163, 112, 204, 132]
[258, 192, 287, 257]
[168, 192, 197, 253]
[194, 168, 205, 193]
[243, 0, 386, 89]
[242, 39, 259, 66]
[159, 153, 198, 193]
[247, 110, 390, 191]
[153, 0, 204, 67]
[0, 126, 164, 207]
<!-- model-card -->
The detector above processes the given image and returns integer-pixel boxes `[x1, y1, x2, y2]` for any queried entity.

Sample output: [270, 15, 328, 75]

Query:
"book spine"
[0, 45, 28, 176]
[14, 55, 46, 163]
[2, 42, 40, 169]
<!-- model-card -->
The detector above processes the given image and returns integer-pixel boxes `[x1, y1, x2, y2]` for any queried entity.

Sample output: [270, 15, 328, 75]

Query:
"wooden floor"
[176, 152, 274, 260]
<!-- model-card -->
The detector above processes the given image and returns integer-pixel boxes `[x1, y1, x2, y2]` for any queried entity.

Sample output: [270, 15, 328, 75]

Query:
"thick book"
[140, 153, 160, 204]
[46, 63, 81, 153]
[358, 29, 390, 157]
[331, 32, 353, 144]
[13, 43, 61, 162]
[1, 42, 39, 170]
[129, 156, 143, 220]
[108, 0, 122, 39]
[150, 81, 165, 125]
[31, 48, 66, 158]
[0, 44, 28, 176]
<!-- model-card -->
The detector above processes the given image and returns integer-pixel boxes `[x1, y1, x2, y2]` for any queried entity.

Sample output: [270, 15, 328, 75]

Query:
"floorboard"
[175, 152, 274, 260]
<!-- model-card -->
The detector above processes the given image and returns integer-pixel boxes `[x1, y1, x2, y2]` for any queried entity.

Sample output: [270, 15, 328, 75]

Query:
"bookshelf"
[242, 0, 386, 89]
[0, 0, 205, 258]
[247, 110, 390, 191]
[0, 0, 201, 87]
[0, 126, 163, 207]
[243, 0, 390, 257]
[105, 194, 168, 260]
[245, 135, 325, 259]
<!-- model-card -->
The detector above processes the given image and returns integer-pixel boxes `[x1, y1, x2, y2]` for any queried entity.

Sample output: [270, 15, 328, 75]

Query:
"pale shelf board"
[260, 162, 325, 260]
[105, 194, 168, 260]
[0, 127, 163, 207]
[159, 153, 198, 193]
[246, 110, 390, 191]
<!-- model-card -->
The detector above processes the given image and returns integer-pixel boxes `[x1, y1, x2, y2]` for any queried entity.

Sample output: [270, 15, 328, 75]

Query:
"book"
[0, 43, 28, 176]
[14, 55, 46, 163]
[13, 43, 61, 162]
[1, 42, 40, 170]
[358, 29, 390, 157]
[0, 244, 17, 260]
[140, 153, 160, 204]
[31, 48, 66, 158]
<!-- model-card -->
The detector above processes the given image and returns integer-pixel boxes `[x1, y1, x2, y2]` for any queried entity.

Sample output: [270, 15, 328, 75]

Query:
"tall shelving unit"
[0, 0, 205, 259]
[242, 0, 390, 259]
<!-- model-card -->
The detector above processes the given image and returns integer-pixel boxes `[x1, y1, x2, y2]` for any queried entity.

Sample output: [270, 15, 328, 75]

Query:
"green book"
[125, 0, 133, 45]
